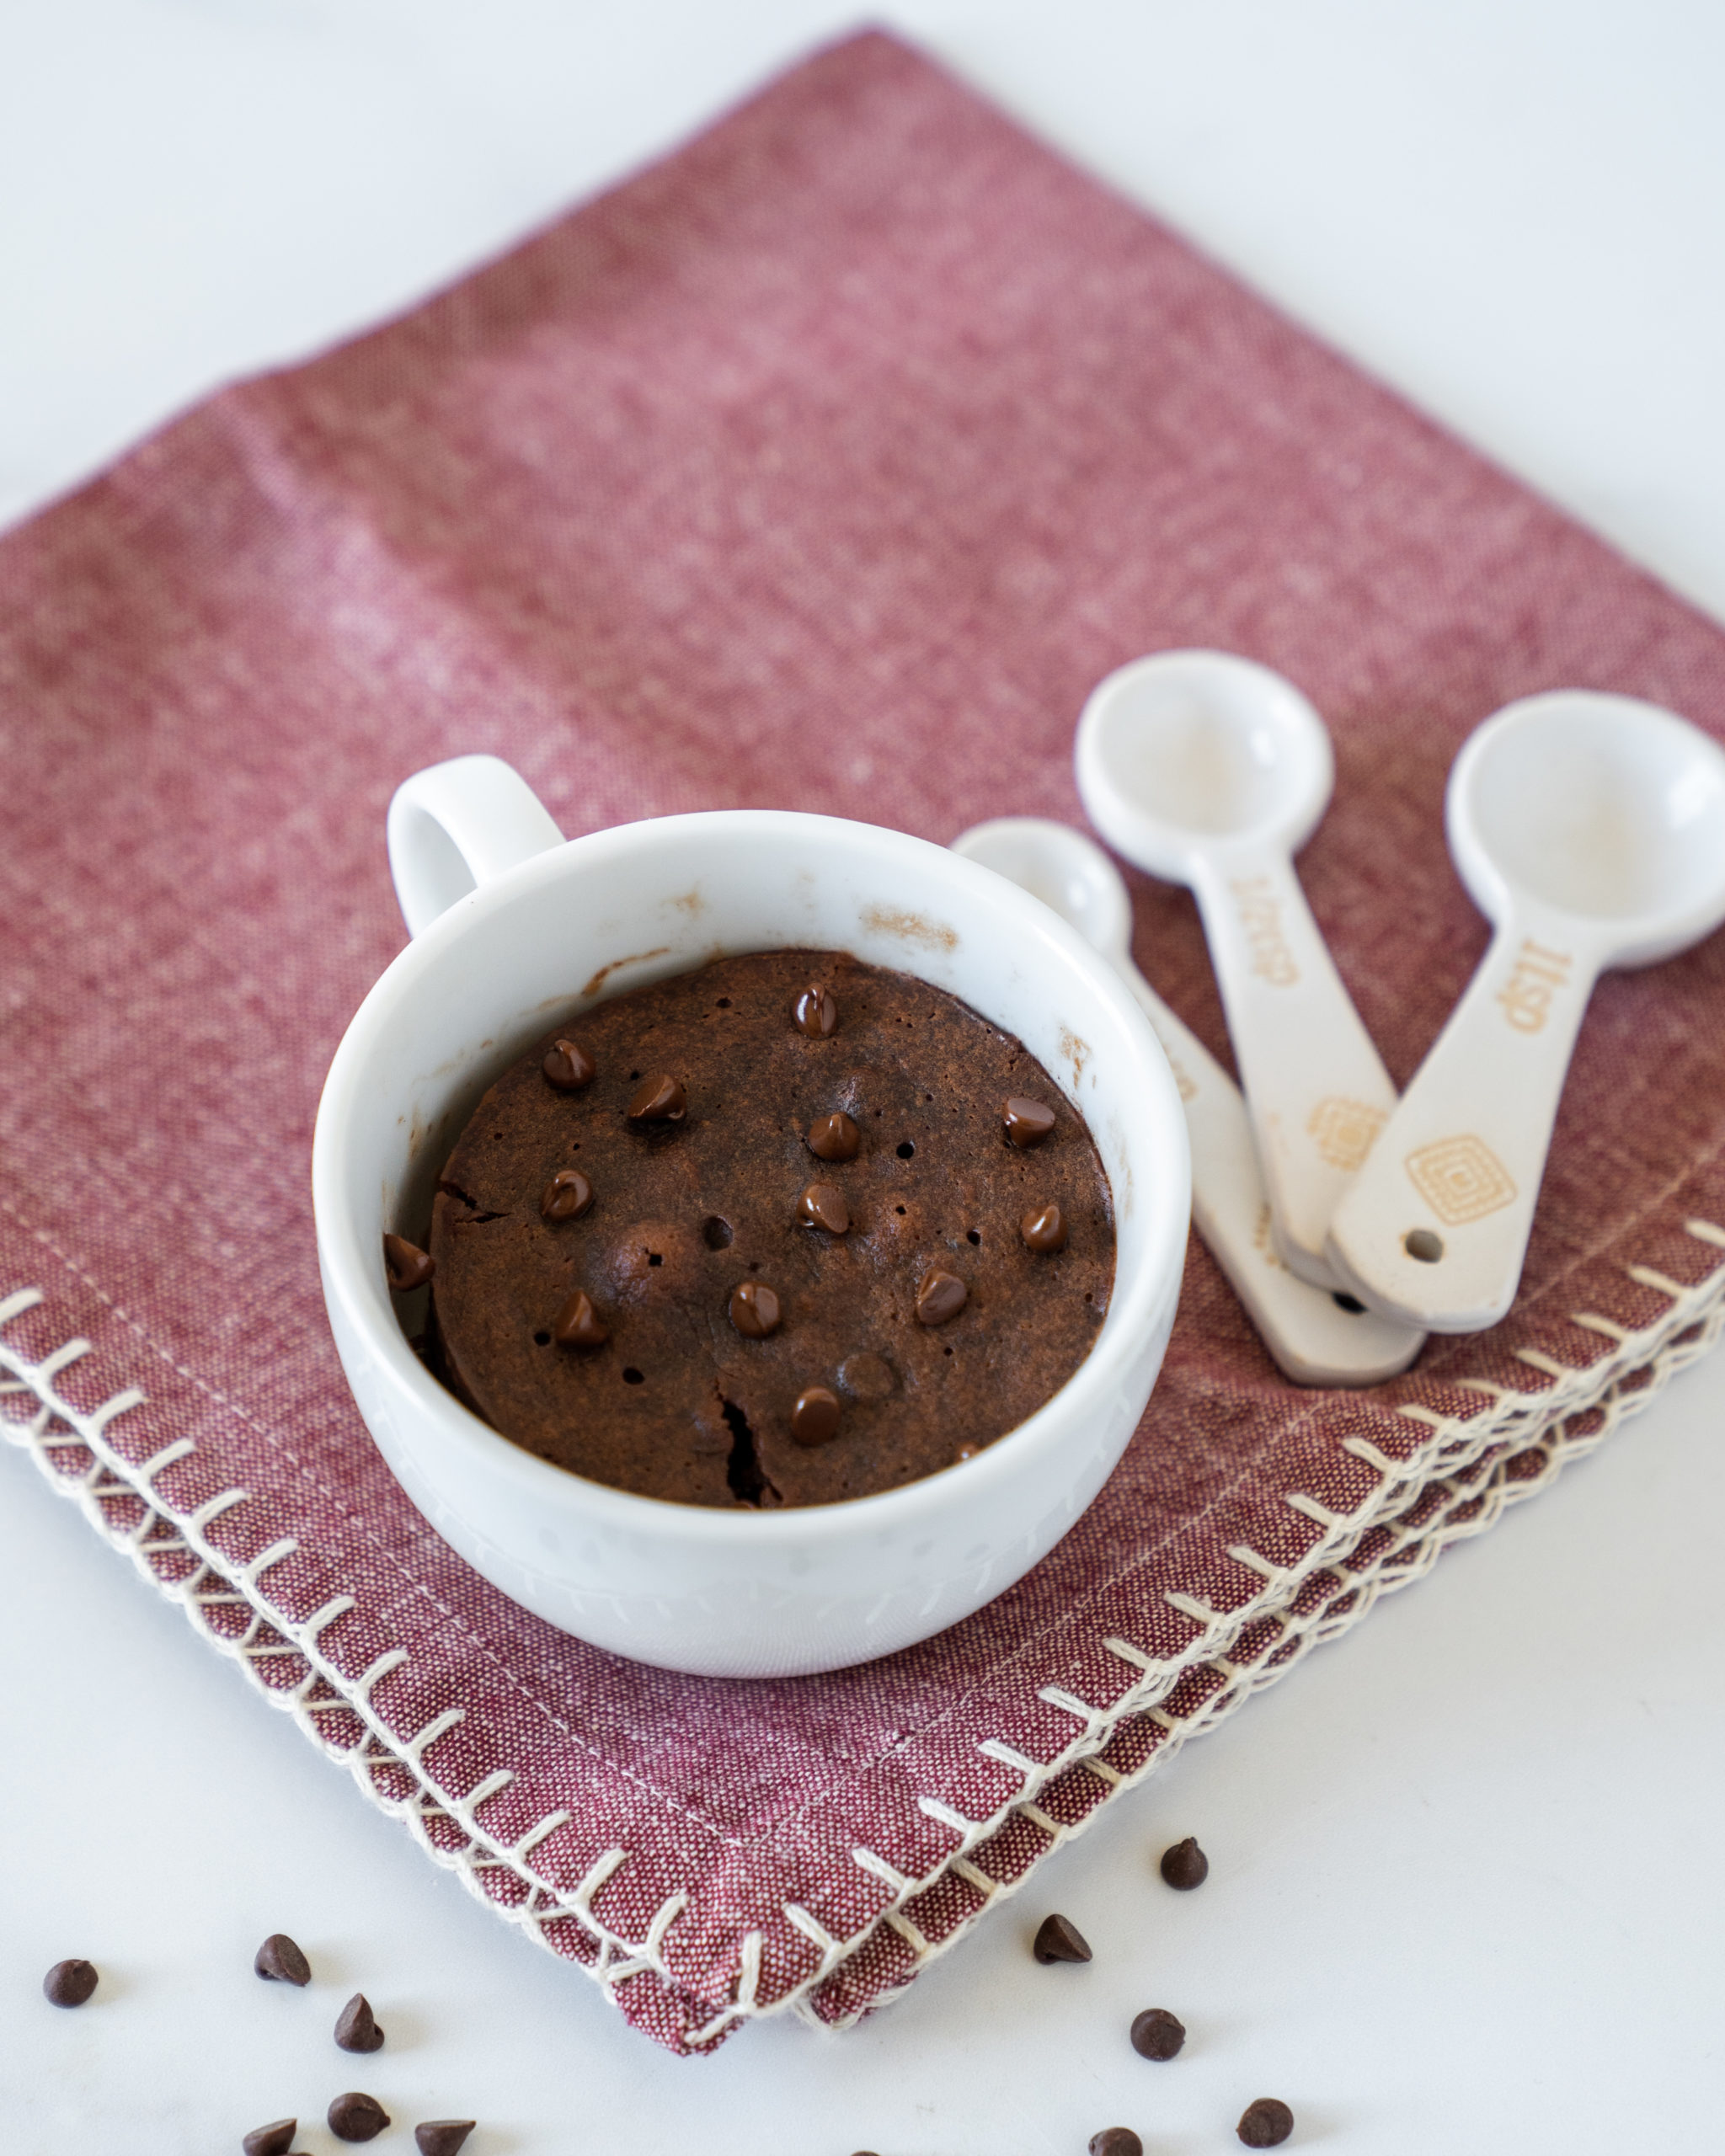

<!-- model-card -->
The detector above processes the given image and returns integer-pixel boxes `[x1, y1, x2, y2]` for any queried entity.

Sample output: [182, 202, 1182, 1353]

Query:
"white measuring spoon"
[1327, 690, 1725, 1332]
[952, 817, 1425, 1385]
[1075, 649, 1399, 1289]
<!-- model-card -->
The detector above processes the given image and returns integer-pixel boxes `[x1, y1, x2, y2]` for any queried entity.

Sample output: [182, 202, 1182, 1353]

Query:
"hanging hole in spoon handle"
[1325, 911, 1603, 1330]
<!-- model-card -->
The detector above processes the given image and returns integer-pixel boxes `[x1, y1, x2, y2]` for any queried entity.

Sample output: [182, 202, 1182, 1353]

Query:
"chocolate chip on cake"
[1130, 2007, 1186, 2060]
[806, 1110, 861, 1161]
[254, 1933, 312, 1986]
[839, 1350, 895, 1401]
[793, 984, 838, 1037]
[1089, 2132, 1143, 2156]
[334, 1993, 384, 2053]
[1031, 1912, 1092, 1964]
[553, 1290, 608, 1349]
[540, 1169, 594, 1221]
[41, 1958, 98, 2008]
[1020, 1202, 1068, 1252]
[1160, 1836, 1209, 1890]
[915, 1268, 967, 1326]
[791, 1385, 841, 1446]
[383, 1234, 435, 1293]
[1237, 2097, 1295, 2147]
[328, 2092, 391, 2143]
[1001, 1095, 1056, 1148]
[542, 1038, 595, 1091]
[415, 2125, 477, 2156]
[729, 1280, 782, 1338]
[798, 1182, 851, 1234]
[626, 1074, 686, 1123]
[242, 2121, 296, 2156]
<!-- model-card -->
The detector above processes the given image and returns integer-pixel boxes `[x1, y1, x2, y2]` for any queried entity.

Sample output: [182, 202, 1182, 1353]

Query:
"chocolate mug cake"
[414, 949, 1115, 1508]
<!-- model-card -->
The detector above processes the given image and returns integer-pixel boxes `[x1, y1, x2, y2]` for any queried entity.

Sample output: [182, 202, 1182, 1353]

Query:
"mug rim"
[312, 808, 1189, 1546]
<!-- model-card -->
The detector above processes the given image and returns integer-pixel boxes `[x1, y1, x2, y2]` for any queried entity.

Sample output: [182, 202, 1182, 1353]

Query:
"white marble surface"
[3, 5, 1723, 2151]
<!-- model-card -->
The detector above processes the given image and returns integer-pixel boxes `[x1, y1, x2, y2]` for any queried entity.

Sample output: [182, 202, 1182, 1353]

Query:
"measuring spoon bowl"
[952, 817, 1424, 1385]
[1327, 691, 1725, 1331]
[1451, 689, 1725, 963]
[952, 814, 1135, 965]
[1073, 648, 1333, 875]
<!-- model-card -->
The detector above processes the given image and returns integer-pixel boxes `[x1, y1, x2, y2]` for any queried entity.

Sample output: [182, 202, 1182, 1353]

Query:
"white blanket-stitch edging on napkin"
[2, 1220, 1721, 2047]
[802, 1288, 1725, 2027]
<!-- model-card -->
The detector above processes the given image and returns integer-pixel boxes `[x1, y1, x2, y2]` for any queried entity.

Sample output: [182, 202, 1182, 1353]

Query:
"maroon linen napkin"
[3, 30, 1723, 2052]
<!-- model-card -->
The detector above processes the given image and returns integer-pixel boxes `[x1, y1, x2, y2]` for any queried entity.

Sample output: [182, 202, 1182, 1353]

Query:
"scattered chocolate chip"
[542, 1038, 595, 1091]
[553, 1290, 608, 1350]
[540, 1168, 594, 1222]
[1160, 1836, 1209, 1891]
[729, 1280, 782, 1338]
[806, 1110, 861, 1161]
[254, 1933, 312, 1986]
[382, 1234, 435, 1293]
[1130, 2007, 1186, 2060]
[242, 2121, 296, 2156]
[1237, 2097, 1295, 2147]
[1090, 2132, 1143, 2156]
[791, 1385, 841, 1446]
[915, 1268, 968, 1326]
[1001, 1095, 1057, 1149]
[839, 1351, 895, 1401]
[1020, 1201, 1068, 1252]
[1031, 1913, 1092, 1964]
[626, 1074, 686, 1122]
[798, 1182, 851, 1234]
[334, 1993, 384, 2053]
[328, 2092, 391, 2143]
[793, 984, 838, 1037]
[41, 1958, 97, 2008]
[415, 2125, 478, 2156]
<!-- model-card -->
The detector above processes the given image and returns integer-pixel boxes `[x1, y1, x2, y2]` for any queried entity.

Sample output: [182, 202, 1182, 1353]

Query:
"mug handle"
[387, 755, 566, 938]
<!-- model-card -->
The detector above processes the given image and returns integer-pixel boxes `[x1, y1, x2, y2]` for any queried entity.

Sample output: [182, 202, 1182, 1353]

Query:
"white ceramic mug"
[311, 757, 1191, 1678]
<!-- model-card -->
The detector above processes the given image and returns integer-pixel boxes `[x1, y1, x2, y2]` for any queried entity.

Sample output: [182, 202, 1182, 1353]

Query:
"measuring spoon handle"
[1189, 846, 1400, 1288]
[1115, 956, 1423, 1385]
[1326, 910, 1600, 1331]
